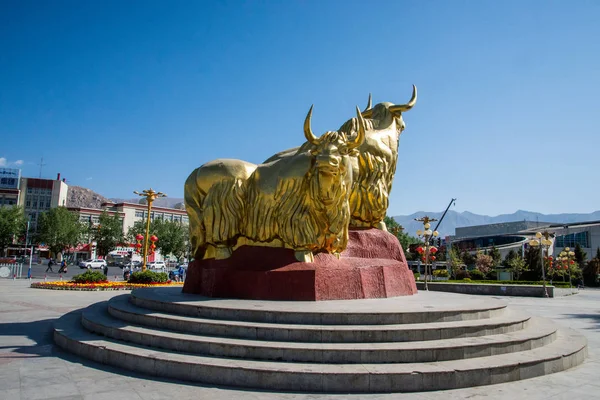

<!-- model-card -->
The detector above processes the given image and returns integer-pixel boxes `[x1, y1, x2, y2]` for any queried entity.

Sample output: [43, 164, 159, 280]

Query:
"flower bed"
[31, 280, 183, 291]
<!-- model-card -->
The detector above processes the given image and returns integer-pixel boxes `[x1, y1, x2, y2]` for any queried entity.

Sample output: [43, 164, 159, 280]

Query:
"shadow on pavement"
[0, 318, 58, 358]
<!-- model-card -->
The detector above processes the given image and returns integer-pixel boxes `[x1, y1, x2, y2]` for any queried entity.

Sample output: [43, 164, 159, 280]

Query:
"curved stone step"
[130, 287, 507, 325]
[54, 310, 587, 393]
[109, 295, 530, 343]
[84, 303, 555, 364]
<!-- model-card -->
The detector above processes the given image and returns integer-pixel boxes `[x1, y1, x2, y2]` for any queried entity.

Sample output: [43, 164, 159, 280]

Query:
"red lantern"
[150, 235, 158, 242]
[548, 256, 553, 260]
[135, 243, 142, 248]
[430, 247, 438, 254]
[416, 246, 424, 254]
[570, 260, 575, 265]
[150, 243, 156, 250]
[136, 234, 144, 241]
[431, 255, 436, 261]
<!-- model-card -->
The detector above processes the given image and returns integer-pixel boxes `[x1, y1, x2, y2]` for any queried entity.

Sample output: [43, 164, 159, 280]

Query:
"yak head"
[360, 85, 417, 134]
[303, 106, 366, 206]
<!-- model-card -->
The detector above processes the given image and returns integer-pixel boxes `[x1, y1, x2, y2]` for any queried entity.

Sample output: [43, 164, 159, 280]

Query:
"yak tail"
[203, 178, 246, 247]
[184, 169, 207, 259]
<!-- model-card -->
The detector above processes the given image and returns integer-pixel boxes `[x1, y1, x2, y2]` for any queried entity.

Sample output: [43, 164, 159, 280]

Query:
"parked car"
[121, 261, 141, 269]
[79, 259, 107, 269]
[147, 261, 166, 270]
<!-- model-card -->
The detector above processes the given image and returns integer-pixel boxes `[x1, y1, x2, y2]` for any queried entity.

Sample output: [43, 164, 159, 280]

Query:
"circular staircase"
[54, 287, 587, 393]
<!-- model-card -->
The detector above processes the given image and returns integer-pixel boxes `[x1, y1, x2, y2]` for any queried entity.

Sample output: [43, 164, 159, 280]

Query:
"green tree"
[0, 206, 27, 256]
[384, 216, 420, 255]
[507, 254, 528, 280]
[127, 218, 190, 261]
[502, 249, 518, 267]
[522, 245, 542, 280]
[488, 246, 501, 266]
[574, 243, 587, 267]
[583, 248, 600, 286]
[92, 211, 125, 257]
[37, 207, 83, 259]
[461, 250, 476, 267]
[152, 219, 189, 262]
[448, 247, 464, 279]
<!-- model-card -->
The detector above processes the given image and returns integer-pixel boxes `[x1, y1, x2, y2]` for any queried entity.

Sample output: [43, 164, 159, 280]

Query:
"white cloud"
[85, 177, 93, 181]
[0, 158, 26, 167]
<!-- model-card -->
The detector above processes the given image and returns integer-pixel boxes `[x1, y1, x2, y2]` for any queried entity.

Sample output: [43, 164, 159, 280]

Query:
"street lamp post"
[558, 247, 576, 289]
[529, 231, 553, 298]
[133, 188, 166, 271]
[415, 216, 439, 291]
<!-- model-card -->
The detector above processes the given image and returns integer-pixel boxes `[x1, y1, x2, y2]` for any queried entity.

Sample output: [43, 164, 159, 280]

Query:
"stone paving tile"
[20, 382, 81, 399]
[2, 388, 21, 400]
[83, 390, 143, 400]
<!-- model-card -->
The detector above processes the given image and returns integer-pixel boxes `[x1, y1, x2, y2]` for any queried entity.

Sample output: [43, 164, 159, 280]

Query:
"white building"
[18, 173, 68, 232]
[68, 201, 189, 262]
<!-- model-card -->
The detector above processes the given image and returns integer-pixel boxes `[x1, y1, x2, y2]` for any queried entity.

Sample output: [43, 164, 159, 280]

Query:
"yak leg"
[203, 245, 233, 260]
[215, 247, 232, 260]
[294, 250, 314, 263]
[204, 244, 233, 260]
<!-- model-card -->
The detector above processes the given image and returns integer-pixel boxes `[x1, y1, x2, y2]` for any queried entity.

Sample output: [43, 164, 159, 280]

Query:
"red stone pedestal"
[182, 229, 417, 301]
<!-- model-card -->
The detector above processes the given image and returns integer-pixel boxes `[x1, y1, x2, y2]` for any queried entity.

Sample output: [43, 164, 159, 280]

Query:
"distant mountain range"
[392, 210, 600, 238]
[109, 197, 185, 209]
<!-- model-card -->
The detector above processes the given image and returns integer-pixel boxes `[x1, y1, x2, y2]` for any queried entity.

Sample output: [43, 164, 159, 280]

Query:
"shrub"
[455, 270, 471, 280]
[72, 270, 108, 284]
[487, 271, 498, 280]
[128, 270, 168, 284]
[433, 269, 449, 277]
[469, 269, 486, 280]
[463, 278, 471, 282]
[413, 272, 420, 280]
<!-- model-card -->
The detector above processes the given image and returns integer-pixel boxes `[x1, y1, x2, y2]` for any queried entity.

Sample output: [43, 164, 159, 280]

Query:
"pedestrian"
[58, 260, 66, 273]
[178, 265, 185, 282]
[103, 264, 109, 277]
[45, 258, 54, 273]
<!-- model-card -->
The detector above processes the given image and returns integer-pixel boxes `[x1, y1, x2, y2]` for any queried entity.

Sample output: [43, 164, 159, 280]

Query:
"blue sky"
[1, 0, 599, 216]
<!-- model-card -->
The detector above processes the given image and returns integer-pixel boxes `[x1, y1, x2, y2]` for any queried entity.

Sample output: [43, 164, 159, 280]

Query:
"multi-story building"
[18, 173, 68, 231]
[68, 201, 188, 262]
[450, 220, 600, 262]
[0, 167, 22, 207]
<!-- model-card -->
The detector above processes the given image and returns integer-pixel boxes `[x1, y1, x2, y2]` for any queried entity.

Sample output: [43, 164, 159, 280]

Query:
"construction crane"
[430, 198, 456, 245]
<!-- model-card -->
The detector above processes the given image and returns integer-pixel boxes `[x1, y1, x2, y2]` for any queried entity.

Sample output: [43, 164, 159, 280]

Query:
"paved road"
[0, 280, 599, 400]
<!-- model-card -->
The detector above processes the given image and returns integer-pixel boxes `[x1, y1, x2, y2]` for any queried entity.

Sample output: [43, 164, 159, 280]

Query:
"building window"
[26, 200, 31, 207]
[135, 211, 144, 218]
[46, 201, 51, 208]
[555, 231, 589, 248]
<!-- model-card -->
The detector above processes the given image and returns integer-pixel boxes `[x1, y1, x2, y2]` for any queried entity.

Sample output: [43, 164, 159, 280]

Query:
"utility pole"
[37, 157, 47, 178]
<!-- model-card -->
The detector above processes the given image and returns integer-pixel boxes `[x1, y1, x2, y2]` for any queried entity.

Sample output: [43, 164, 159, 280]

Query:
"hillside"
[66, 186, 112, 209]
[109, 197, 185, 208]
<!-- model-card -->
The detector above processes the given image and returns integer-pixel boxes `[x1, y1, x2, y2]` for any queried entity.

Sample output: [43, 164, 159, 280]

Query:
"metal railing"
[0, 263, 24, 279]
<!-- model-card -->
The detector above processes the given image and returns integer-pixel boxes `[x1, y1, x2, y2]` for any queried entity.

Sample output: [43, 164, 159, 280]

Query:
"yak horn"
[304, 105, 319, 145]
[347, 106, 366, 150]
[363, 93, 372, 112]
[389, 85, 417, 113]
[361, 93, 373, 118]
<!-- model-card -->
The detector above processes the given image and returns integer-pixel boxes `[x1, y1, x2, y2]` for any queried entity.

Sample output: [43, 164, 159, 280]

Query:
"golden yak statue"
[184, 87, 416, 262]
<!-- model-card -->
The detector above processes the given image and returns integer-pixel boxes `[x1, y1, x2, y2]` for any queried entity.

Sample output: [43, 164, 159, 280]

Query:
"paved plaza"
[1, 279, 599, 400]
